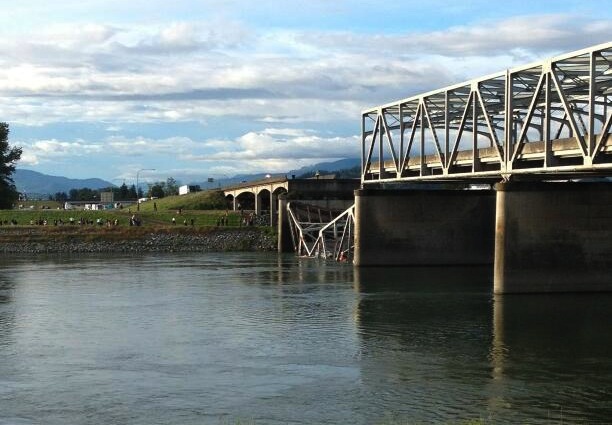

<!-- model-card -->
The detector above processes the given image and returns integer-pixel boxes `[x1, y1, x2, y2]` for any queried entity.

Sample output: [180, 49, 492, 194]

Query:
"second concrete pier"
[354, 187, 495, 267]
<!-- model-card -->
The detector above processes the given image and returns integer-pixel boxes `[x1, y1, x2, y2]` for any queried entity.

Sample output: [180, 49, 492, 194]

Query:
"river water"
[0, 253, 610, 425]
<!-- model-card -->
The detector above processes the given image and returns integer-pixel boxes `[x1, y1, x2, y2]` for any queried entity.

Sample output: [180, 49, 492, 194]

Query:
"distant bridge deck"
[362, 42, 612, 183]
[222, 177, 359, 224]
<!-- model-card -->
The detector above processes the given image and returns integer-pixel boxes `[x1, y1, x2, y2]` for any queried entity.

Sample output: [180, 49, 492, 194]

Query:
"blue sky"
[2, 0, 611, 185]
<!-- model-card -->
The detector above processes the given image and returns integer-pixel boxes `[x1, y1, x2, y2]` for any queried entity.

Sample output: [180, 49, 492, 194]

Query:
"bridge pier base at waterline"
[352, 182, 612, 294]
[353, 187, 496, 267]
[493, 181, 612, 294]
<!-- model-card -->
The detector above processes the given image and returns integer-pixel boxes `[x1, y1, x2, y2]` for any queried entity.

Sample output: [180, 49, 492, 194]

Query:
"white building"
[179, 185, 201, 195]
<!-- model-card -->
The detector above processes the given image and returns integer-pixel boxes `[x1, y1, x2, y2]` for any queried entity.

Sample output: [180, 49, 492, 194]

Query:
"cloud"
[298, 14, 612, 58]
[106, 135, 199, 156]
[16, 128, 360, 178]
[18, 151, 39, 166]
[4, 9, 611, 180]
[18, 138, 105, 165]
[0, 13, 607, 132]
[0, 14, 606, 103]
[184, 128, 359, 166]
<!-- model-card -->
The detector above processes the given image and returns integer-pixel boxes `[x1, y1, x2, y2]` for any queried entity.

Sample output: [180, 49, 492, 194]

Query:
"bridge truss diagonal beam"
[361, 41, 612, 183]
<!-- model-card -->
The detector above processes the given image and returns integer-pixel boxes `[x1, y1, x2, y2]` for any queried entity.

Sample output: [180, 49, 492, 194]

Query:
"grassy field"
[135, 189, 229, 212]
[17, 200, 63, 209]
[4, 190, 246, 228]
[0, 209, 246, 228]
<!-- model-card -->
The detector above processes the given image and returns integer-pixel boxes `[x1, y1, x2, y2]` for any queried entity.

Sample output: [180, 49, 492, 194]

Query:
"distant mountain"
[14, 169, 115, 196]
[15, 157, 361, 196]
[191, 158, 361, 188]
[287, 158, 360, 177]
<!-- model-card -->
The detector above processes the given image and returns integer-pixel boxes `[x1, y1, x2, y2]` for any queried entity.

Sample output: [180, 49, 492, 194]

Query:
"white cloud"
[16, 129, 360, 178]
[106, 135, 198, 156]
[298, 14, 612, 58]
[3, 9, 611, 179]
[185, 128, 359, 164]
[0, 13, 606, 115]
[18, 151, 39, 166]
[18, 138, 105, 166]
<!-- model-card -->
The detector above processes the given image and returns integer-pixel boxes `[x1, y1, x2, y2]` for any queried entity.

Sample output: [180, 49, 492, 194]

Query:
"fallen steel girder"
[287, 201, 355, 261]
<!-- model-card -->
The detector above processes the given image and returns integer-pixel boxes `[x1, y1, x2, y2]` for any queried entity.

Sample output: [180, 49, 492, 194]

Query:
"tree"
[128, 184, 138, 200]
[165, 177, 179, 196]
[53, 192, 68, 202]
[0, 123, 22, 209]
[149, 183, 165, 198]
[118, 183, 129, 200]
[68, 187, 99, 201]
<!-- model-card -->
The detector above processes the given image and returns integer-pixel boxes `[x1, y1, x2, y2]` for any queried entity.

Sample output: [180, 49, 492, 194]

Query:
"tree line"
[50, 184, 141, 202]
[0, 123, 22, 209]
[50, 177, 183, 202]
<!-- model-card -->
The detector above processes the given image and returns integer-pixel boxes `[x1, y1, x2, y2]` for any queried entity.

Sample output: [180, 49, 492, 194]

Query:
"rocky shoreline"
[0, 227, 277, 254]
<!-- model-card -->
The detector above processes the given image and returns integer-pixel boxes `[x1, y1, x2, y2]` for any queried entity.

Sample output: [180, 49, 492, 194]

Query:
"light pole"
[136, 168, 155, 211]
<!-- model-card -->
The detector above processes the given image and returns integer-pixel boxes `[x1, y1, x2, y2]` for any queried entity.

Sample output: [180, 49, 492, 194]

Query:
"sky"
[2, 0, 611, 185]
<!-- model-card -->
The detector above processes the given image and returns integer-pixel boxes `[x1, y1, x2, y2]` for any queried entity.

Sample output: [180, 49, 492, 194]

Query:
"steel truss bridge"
[361, 42, 612, 183]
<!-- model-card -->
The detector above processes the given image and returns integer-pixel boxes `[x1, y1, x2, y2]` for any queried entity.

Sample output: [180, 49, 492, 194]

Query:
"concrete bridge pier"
[494, 181, 612, 294]
[277, 194, 293, 253]
[354, 187, 496, 267]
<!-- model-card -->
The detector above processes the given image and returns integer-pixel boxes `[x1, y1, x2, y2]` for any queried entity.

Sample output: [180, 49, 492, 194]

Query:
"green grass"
[17, 199, 62, 209]
[0, 208, 248, 228]
[1, 189, 266, 228]
[136, 189, 228, 212]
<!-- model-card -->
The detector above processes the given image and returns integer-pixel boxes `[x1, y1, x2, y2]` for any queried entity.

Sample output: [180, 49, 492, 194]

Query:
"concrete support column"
[494, 181, 612, 294]
[277, 194, 293, 253]
[254, 190, 260, 215]
[354, 187, 495, 266]
[270, 190, 275, 226]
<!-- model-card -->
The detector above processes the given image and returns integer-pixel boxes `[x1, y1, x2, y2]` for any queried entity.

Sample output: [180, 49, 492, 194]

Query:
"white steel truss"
[361, 42, 612, 182]
[287, 202, 355, 261]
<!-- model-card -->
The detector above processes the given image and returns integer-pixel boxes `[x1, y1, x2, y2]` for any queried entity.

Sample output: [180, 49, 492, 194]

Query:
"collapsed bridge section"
[286, 201, 355, 262]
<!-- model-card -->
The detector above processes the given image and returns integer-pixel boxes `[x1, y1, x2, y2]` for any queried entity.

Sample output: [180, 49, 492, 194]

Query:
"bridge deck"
[369, 134, 612, 181]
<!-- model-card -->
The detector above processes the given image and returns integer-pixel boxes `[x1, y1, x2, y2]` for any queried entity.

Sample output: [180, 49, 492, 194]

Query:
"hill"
[14, 169, 114, 196]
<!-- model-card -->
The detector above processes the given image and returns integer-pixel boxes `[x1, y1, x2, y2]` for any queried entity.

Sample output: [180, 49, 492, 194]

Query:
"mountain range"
[193, 157, 361, 187]
[14, 158, 361, 196]
[14, 169, 115, 197]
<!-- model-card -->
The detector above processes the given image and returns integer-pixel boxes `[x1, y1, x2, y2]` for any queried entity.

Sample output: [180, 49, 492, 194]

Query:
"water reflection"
[0, 254, 610, 424]
[490, 293, 612, 422]
[353, 266, 612, 423]
[0, 272, 16, 344]
[0, 254, 364, 425]
[354, 266, 493, 422]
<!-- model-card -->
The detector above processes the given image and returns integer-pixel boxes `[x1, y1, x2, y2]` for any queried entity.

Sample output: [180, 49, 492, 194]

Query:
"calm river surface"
[0, 253, 611, 424]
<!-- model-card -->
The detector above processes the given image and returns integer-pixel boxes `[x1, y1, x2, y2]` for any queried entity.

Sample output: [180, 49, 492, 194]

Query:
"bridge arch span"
[237, 192, 255, 210]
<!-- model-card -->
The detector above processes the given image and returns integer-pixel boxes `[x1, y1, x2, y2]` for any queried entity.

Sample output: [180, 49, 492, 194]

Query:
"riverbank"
[0, 226, 277, 254]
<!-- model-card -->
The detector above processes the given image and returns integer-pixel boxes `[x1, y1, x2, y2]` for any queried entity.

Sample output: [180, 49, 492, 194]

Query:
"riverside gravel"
[0, 227, 277, 254]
